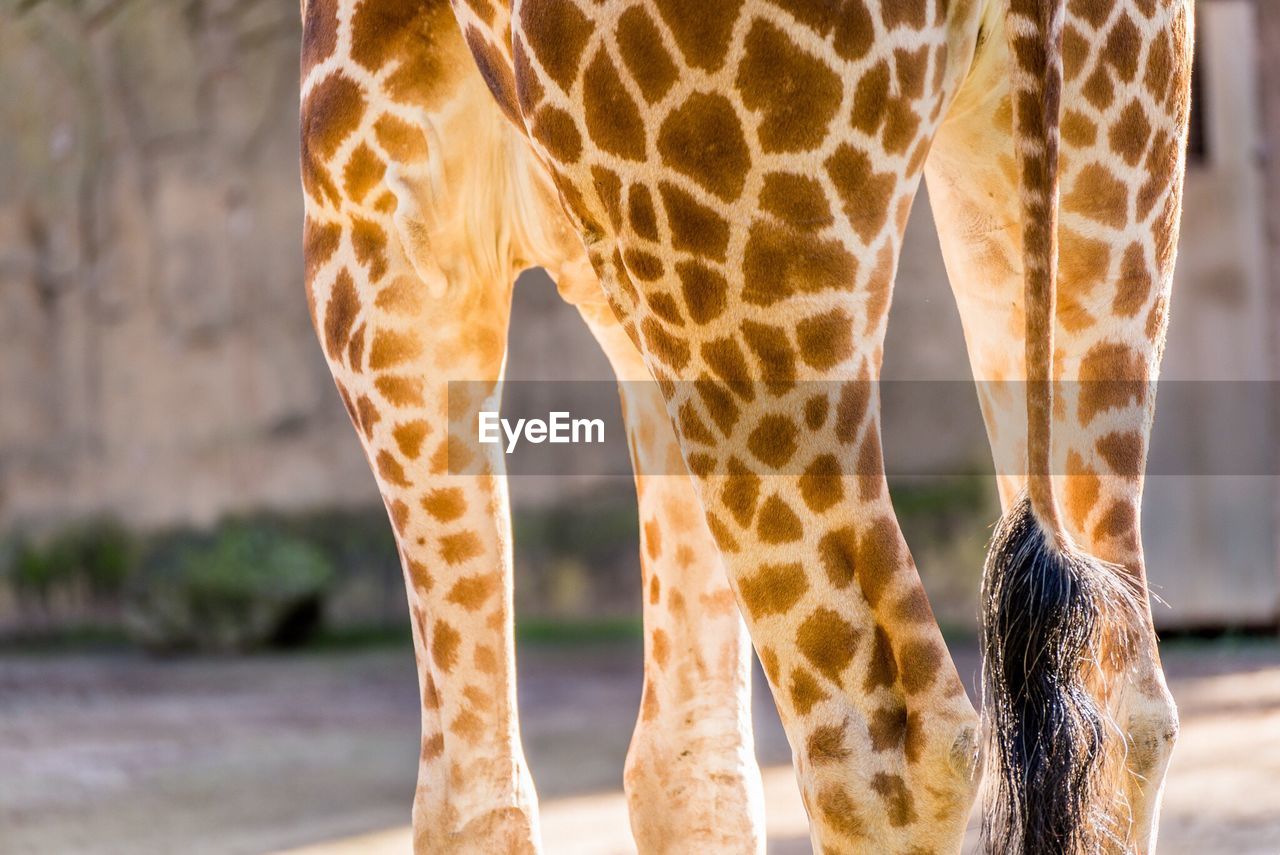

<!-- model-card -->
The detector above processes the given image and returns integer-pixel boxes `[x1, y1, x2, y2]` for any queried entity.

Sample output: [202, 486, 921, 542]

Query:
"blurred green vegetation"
[1, 512, 364, 651]
[124, 523, 334, 652]
[889, 474, 999, 633]
[3, 518, 136, 612]
[0, 476, 1002, 652]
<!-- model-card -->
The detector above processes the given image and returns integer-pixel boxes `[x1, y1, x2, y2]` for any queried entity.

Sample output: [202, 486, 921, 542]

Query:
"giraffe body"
[300, 0, 1192, 849]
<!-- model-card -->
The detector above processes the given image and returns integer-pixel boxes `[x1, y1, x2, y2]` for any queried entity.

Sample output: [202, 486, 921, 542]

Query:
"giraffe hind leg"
[926, 0, 1192, 847]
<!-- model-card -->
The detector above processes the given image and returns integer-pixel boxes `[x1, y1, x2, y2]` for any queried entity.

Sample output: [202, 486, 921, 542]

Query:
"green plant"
[6, 537, 61, 608]
[1, 517, 135, 610]
[62, 518, 135, 598]
[124, 521, 335, 652]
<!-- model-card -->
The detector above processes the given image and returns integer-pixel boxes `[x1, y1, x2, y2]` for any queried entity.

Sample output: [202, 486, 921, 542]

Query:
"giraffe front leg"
[306, 225, 539, 850]
[621, 393, 764, 854]
[301, 6, 541, 840]
[305, 243, 540, 853]
[403, 465, 541, 855]
[565, 286, 765, 853]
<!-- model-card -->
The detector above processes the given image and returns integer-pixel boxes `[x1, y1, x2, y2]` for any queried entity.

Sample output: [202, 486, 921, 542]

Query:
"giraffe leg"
[302, 6, 547, 851]
[509, 2, 990, 849]
[305, 234, 538, 855]
[553, 262, 765, 853]
[927, 0, 1193, 848]
[618, 387, 765, 854]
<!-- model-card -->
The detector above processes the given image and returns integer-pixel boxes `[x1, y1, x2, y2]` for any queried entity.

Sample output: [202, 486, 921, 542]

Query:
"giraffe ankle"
[412, 805, 540, 855]
[623, 750, 763, 855]
[625, 688, 755, 780]
[624, 719, 757, 797]
[411, 770, 541, 855]
[624, 702, 762, 853]
[1119, 671, 1180, 852]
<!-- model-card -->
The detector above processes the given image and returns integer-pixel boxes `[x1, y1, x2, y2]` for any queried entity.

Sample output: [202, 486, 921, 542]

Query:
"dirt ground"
[1, 637, 1277, 854]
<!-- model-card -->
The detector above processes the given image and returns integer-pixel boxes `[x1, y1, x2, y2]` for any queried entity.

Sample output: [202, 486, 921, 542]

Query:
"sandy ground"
[0, 638, 1277, 854]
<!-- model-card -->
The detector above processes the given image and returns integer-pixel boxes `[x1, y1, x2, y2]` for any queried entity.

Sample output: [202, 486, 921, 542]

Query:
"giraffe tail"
[980, 1, 1144, 853]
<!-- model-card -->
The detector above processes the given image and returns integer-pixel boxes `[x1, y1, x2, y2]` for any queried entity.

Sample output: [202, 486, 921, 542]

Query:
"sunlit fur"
[384, 100, 566, 296]
[299, 0, 1192, 847]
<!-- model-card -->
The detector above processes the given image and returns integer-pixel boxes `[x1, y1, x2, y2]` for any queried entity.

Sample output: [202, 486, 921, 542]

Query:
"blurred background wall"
[0, 0, 1276, 640]
[0, 0, 375, 529]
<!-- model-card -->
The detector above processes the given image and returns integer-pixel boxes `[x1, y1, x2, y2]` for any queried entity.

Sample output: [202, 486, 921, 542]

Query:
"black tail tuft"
[981, 495, 1140, 855]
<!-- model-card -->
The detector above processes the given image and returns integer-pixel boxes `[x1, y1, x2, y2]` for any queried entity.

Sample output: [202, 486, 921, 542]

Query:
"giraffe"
[299, 0, 1193, 851]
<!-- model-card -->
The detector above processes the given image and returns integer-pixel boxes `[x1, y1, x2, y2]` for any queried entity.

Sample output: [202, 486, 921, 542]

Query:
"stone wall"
[0, 1, 377, 529]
